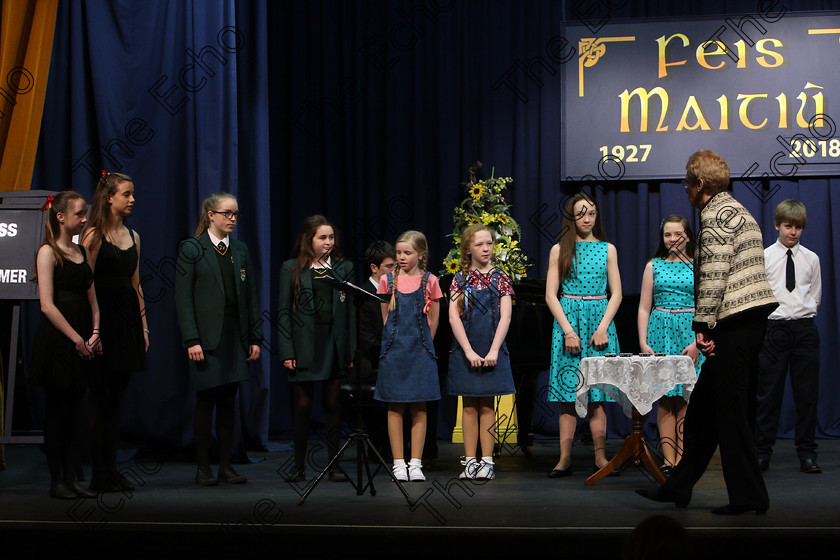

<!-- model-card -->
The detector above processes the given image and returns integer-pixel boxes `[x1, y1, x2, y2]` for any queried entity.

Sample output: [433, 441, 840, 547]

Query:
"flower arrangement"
[441, 162, 530, 282]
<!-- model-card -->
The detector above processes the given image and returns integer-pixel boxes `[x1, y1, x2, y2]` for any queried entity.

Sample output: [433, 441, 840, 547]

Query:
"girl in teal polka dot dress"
[545, 193, 622, 477]
[637, 214, 704, 473]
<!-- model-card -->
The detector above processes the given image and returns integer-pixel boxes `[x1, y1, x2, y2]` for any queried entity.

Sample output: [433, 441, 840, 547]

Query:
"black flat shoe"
[114, 471, 136, 491]
[195, 466, 219, 486]
[284, 467, 306, 483]
[547, 467, 573, 478]
[800, 458, 821, 474]
[218, 465, 247, 484]
[710, 504, 768, 515]
[49, 482, 78, 500]
[758, 456, 770, 472]
[634, 488, 690, 508]
[660, 465, 674, 476]
[329, 468, 349, 482]
[72, 482, 98, 499]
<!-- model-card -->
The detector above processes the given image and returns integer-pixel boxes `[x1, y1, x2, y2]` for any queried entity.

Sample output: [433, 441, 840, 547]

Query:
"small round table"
[576, 355, 697, 485]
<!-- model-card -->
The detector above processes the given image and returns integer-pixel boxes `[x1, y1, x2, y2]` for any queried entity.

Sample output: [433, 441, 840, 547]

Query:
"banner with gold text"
[561, 10, 840, 181]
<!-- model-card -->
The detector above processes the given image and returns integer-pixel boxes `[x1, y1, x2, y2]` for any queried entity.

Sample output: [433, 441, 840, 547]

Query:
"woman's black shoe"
[284, 467, 306, 483]
[634, 488, 690, 508]
[72, 482, 98, 499]
[547, 467, 573, 478]
[329, 468, 349, 482]
[710, 504, 768, 515]
[49, 482, 78, 500]
[115, 472, 136, 491]
[660, 465, 674, 476]
[218, 465, 247, 484]
[195, 466, 219, 486]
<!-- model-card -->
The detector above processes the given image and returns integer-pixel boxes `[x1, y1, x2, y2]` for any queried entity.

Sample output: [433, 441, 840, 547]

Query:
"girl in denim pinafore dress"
[374, 231, 442, 482]
[447, 224, 515, 481]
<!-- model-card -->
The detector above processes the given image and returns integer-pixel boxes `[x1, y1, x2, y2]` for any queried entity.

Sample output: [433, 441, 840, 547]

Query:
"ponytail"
[34, 191, 86, 281]
[196, 192, 237, 236]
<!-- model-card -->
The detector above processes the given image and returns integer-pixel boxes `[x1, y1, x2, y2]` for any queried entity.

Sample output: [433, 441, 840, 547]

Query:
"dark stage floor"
[1, 437, 838, 559]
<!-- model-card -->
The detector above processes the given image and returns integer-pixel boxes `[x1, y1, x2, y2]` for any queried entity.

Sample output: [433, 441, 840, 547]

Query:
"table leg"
[585, 407, 666, 485]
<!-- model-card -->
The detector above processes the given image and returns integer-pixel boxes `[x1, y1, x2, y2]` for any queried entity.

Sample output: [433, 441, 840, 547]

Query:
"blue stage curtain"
[29, 0, 840, 452]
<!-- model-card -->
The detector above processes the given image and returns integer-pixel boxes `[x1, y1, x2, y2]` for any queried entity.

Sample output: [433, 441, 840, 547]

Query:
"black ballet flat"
[710, 504, 768, 515]
[284, 467, 306, 483]
[49, 482, 78, 500]
[218, 465, 247, 484]
[328, 468, 349, 482]
[547, 467, 573, 478]
[660, 465, 674, 476]
[195, 466, 219, 486]
[635, 488, 690, 508]
[115, 472, 136, 491]
[72, 482, 98, 499]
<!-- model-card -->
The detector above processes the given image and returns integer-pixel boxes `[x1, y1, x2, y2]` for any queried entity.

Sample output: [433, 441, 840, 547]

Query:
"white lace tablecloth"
[576, 355, 697, 418]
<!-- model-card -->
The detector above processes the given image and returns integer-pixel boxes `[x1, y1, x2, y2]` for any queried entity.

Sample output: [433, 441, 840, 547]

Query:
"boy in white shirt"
[755, 200, 822, 474]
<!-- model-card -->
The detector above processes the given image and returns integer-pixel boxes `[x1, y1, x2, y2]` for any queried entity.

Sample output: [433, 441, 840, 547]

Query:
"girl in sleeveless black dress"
[83, 172, 148, 492]
[32, 191, 101, 499]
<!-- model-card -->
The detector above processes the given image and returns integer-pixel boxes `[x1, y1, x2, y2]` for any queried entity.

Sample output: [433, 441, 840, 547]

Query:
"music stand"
[296, 275, 414, 507]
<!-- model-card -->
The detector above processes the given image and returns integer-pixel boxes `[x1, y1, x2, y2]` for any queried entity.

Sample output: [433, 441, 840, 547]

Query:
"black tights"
[292, 378, 341, 469]
[87, 373, 131, 480]
[194, 382, 239, 469]
[44, 387, 86, 487]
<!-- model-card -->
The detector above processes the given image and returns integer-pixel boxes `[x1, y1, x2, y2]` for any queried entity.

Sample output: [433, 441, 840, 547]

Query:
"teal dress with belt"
[548, 241, 620, 403]
[646, 258, 704, 397]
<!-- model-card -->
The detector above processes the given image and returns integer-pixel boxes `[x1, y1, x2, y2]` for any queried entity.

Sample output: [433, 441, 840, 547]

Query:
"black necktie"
[216, 241, 227, 255]
[786, 249, 795, 292]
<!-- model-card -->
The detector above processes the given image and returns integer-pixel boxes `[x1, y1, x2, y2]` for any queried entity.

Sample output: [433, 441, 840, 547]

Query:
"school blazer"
[174, 233, 263, 351]
[277, 258, 356, 369]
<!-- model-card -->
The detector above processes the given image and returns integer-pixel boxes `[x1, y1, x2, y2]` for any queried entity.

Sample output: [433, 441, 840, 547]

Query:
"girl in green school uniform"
[278, 215, 356, 482]
[175, 192, 263, 486]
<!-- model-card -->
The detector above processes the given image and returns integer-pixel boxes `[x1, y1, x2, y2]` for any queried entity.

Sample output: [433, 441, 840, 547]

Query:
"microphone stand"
[296, 273, 414, 507]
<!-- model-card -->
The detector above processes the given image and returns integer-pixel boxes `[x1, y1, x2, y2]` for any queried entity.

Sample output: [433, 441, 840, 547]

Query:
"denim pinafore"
[374, 271, 441, 403]
[446, 270, 515, 397]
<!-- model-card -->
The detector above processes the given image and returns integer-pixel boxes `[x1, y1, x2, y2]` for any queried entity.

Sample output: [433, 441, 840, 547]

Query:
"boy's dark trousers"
[755, 318, 820, 461]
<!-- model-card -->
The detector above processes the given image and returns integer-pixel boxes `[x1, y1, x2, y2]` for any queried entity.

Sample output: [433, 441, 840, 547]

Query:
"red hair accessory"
[101, 169, 108, 176]
[40, 194, 54, 212]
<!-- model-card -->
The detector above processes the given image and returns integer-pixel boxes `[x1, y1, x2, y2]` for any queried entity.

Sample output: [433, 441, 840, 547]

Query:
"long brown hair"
[653, 214, 696, 260]
[455, 223, 492, 316]
[35, 191, 86, 279]
[555, 193, 608, 284]
[388, 230, 429, 312]
[195, 192, 237, 236]
[84, 171, 133, 248]
[290, 214, 341, 295]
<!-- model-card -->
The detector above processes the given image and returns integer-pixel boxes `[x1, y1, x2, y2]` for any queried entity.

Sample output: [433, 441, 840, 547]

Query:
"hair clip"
[40, 194, 54, 212]
[100, 169, 110, 184]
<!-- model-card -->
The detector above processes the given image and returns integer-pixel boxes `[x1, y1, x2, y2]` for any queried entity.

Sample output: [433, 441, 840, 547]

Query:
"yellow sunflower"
[469, 183, 484, 199]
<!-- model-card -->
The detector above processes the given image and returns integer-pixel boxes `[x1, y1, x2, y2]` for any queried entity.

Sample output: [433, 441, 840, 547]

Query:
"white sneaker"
[475, 461, 495, 480]
[408, 463, 426, 482]
[392, 463, 408, 482]
[459, 458, 479, 480]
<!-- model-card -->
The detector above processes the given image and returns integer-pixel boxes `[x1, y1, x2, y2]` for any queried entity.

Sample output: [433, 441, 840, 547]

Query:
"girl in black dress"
[32, 191, 101, 499]
[82, 172, 148, 492]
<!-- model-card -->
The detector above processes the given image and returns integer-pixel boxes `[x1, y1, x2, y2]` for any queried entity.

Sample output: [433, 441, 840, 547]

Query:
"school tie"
[216, 241, 227, 255]
[785, 249, 795, 292]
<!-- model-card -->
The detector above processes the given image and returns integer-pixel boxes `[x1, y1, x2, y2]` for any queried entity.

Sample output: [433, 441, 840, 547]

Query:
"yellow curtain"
[0, 0, 58, 192]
